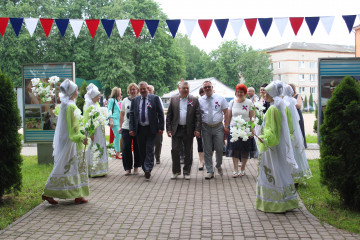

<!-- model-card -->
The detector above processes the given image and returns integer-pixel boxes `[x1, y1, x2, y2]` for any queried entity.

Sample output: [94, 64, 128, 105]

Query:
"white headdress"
[59, 79, 77, 104]
[84, 83, 100, 111]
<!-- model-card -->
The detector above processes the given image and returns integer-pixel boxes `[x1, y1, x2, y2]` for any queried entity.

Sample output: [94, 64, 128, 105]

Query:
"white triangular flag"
[230, 19, 244, 37]
[69, 19, 83, 38]
[24, 18, 38, 37]
[274, 17, 288, 36]
[320, 16, 335, 35]
[183, 19, 197, 38]
[115, 19, 129, 38]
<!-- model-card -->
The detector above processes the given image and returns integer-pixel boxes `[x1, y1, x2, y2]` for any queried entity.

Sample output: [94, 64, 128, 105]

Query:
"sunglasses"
[203, 86, 212, 89]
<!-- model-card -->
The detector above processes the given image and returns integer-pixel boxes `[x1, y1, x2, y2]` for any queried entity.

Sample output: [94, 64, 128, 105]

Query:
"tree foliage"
[304, 95, 308, 110]
[0, 70, 23, 200]
[319, 76, 360, 210]
[76, 81, 87, 114]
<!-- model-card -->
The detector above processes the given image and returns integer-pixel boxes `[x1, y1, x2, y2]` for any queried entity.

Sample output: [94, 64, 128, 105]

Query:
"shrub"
[313, 103, 318, 133]
[0, 71, 23, 200]
[320, 76, 360, 210]
[76, 81, 87, 114]
[309, 93, 313, 112]
[304, 95, 308, 111]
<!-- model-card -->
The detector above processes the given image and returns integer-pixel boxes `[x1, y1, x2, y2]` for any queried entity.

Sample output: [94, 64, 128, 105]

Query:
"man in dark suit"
[166, 81, 201, 180]
[129, 81, 164, 180]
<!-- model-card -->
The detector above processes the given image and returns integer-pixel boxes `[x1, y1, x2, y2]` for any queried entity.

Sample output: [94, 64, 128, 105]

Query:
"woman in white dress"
[42, 79, 89, 204]
[283, 84, 312, 183]
[84, 83, 108, 177]
[256, 81, 298, 213]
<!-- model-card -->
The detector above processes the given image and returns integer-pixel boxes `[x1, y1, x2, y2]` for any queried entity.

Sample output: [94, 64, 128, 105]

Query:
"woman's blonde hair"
[127, 83, 139, 95]
[110, 87, 121, 99]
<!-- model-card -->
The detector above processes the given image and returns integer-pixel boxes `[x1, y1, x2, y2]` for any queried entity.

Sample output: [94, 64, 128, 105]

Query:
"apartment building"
[266, 42, 355, 106]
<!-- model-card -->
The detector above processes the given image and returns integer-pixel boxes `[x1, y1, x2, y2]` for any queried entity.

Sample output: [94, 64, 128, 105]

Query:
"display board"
[23, 62, 75, 143]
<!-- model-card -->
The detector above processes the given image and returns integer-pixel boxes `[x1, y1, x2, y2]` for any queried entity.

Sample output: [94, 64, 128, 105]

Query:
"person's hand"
[224, 126, 230, 135]
[158, 130, 163, 135]
[129, 131, 135, 136]
[110, 121, 114, 129]
[90, 135, 94, 141]
[167, 131, 172, 137]
[118, 128, 122, 134]
[194, 131, 201, 138]
[83, 138, 88, 146]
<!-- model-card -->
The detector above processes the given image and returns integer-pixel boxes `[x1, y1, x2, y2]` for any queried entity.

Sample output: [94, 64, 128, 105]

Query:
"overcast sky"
[154, 0, 360, 52]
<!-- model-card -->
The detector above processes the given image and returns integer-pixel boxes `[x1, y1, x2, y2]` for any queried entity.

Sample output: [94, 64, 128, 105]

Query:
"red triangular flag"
[198, 19, 212, 38]
[289, 17, 304, 36]
[130, 19, 144, 39]
[0, 17, 9, 36]
[40, 18, 54, 37]
[244, 18, 257, 36]
[85, 19, 100, 38]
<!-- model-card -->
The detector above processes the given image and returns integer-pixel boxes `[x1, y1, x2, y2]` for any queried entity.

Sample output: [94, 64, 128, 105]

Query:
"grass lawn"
[297, 159, 360, 234]
[306, 134, 317, 143]
[0, 156, 53, 230]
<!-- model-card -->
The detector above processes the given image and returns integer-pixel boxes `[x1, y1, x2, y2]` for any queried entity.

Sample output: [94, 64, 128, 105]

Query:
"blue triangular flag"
[305, 17, 319, 35]
[166, 19, 181, 38]
[10, 18, 23, 37]
[342, 15, 356, 33]
[55, 19, 69, 37]
[101, 19, 115, 38]
[145, 20, 159, 38]
[214, 19, 229, 38]
[258, 18, 273, 36]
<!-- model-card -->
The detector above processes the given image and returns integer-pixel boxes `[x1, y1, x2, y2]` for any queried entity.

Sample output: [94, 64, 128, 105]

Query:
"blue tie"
[141, 97, 146, 123]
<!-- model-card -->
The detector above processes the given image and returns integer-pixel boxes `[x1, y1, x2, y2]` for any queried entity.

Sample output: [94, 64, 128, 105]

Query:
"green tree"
[0, 70, 23, 200]
[76, 81, 87, 113]
[309, 93, 314, 112]
[304, 95, 308, 110]
[320, 76, 360, 210]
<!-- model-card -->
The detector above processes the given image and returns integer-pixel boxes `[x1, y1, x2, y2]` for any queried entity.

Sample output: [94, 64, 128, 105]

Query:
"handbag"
[107, 99, 116, 126]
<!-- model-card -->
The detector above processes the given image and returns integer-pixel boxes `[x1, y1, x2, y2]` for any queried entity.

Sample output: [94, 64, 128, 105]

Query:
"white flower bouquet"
[107, 143, 116, 158]
[88, 142, 104, 171]
[229, 115, 253, 142]
[31, 76, 60, 103]
[252, 101, 265, 126]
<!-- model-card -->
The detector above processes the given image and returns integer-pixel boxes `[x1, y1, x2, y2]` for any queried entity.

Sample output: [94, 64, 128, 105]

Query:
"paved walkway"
[2, 139, 358, 240]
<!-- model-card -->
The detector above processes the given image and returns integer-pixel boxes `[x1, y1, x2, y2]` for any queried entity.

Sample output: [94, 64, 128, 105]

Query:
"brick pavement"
[3, 138, 359, 240]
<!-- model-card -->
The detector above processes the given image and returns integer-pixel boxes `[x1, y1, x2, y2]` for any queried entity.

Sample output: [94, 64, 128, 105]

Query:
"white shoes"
[205, 173, 214, 179]
[171, 173, 181, 179]
[217, 167, 223, 176]
[238, 170, 245, 176]
[184, 175, 191, 180]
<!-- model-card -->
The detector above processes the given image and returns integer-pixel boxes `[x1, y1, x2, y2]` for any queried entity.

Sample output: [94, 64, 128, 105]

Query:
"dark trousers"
[154, 134, 163, 161]
[136, 125, 156, 172]
[171, 126, 194, 175]
[122, 129, 141, 171]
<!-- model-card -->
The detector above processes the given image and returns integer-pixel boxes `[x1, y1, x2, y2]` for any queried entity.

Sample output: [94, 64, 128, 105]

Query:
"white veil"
[266, 81, 298, 169]
[84, 83, 100, 112]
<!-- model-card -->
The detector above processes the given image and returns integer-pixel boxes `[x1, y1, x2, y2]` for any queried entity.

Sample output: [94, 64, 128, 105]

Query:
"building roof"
[266, 42, 355, 53]
[161, 77, 235, 99]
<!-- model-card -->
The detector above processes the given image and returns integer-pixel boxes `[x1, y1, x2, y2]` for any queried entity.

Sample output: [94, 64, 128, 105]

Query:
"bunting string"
[0, 15, 358, 38]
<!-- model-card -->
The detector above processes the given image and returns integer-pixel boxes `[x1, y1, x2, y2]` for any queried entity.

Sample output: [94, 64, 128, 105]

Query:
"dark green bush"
[76, 81, 87, 114]
[320, 76, 360, 210]
[309, 92, 314, 112]
[304, 95, 308, 111]
[0, 71, 23, 200]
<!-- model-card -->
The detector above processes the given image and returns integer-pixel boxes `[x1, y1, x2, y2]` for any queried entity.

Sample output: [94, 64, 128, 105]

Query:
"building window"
[310, 87, 316, 93]
[299, 87, 305, 93]
[299, 74, 305, 81]
[278, 74, 281, 80]
[310, 74, 316, 81]
[278, 62, 281, 69]
[309, 62, 317, 68]
[298, 61, 305, 68]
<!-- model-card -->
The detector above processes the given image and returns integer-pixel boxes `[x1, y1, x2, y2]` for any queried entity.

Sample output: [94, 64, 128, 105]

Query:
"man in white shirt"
[199, 80, 229, 179]
[248, 87, 259, 103]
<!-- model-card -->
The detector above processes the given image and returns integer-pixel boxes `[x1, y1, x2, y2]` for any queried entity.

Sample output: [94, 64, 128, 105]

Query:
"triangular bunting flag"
[10, 18, 23, 37]
[85, 19, 100, 38]
[183, 19, 196, 38]
[258, 18, 272, 36]
[214, 19, 229, 38]
[55, 19, 69, 37]
[40, 18, 54, 37]
[230, 19, 244, 37]
[130, 19, 144, 39]
[0, 17, 9, 36]
[244, 18, 257, 36]
[320, 16, 334, 35]
[69, 19, 83, 38]
[24, 18, 38, 37]
[289, 17, 304, 36]
[342, 15, 356, 33]
[274, 17, 288, 36]
[101, 19, 115, 38]
[166, 19, 181, 38]
[198, 19, 213, 38]
[145, 20, 159, 38]
[305, 17, 319, 36]
[115, 19, 129, 38]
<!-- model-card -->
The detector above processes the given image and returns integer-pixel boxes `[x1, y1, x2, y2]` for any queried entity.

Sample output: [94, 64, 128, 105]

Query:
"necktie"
[141, 97, 146, 123]
[207, 97, 213, 124]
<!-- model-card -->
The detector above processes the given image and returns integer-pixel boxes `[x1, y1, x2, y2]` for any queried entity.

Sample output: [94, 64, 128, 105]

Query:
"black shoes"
[156, 159, 160, 164]
[145, 171, 151, 181]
